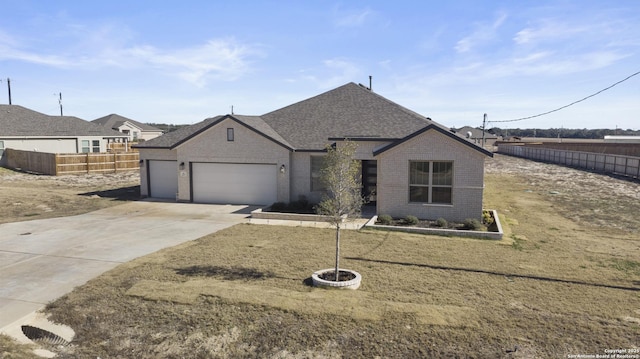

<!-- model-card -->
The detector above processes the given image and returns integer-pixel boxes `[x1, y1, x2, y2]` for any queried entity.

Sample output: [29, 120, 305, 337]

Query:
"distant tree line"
[485, 128, 640, 139]
[145, 123, 189, 133]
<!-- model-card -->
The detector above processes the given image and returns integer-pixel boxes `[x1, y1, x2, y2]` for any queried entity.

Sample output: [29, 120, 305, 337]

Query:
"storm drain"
[21, 325, 70, 346]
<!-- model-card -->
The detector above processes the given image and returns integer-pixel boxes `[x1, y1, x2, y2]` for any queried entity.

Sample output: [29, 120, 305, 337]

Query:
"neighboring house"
[0, 105, 128, 166]
[455, 126, 502, 148]
[454, 126, 500, 148]
[135, 83, 493, 221]
[92, 114, 163, 142]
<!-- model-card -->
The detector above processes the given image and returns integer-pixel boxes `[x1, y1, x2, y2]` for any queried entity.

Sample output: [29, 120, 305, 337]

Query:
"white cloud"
[0, 25, 260, 86]
[333, 7, 373, 27]
[514, 20, 588, 45]
[455, 12, 508, 53]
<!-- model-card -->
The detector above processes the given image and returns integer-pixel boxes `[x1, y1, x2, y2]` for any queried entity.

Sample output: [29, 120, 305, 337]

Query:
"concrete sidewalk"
[0, 200, 252, 333]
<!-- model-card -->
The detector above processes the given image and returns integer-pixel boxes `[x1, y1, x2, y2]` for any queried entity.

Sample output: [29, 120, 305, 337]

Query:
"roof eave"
[373, 124, 494, 157]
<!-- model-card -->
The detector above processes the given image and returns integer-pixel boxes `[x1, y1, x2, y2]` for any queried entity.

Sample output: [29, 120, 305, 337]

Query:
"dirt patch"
[0, 167, 140, 224]
[486, 154, 640, 233]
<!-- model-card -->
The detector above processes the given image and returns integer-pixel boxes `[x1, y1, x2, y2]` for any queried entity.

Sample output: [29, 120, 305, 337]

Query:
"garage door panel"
[192, 163, 277, 205]
[149, 160, 178, 199]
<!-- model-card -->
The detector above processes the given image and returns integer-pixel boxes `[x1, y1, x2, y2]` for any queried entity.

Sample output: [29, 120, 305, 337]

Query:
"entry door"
[362, 160, 377, 203]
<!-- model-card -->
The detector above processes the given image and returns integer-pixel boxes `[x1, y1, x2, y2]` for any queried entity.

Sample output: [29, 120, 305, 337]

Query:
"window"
[409, 161, 453, 204]
[227, 128, 234, 141]
[132, 132, 139, 141]
[92, 140, 100, 153]
[81, 140, 90, 153]
[0, 140, 4, 156]
[310, 156, 325, 191]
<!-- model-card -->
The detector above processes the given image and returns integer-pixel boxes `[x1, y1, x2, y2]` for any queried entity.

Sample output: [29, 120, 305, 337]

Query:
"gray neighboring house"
[135, 83, 493, 221]
[92, 114, 163, 142]
[455, 126, 500, 148]
[0, 104, 127, 166]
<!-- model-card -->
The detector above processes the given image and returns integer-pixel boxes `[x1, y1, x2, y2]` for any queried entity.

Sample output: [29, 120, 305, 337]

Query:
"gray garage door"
[192, 163, 277, 205]
[148, 160, 178, 199]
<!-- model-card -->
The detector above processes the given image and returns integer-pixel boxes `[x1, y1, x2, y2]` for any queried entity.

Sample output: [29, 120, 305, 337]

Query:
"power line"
[489, 70, 640, 124]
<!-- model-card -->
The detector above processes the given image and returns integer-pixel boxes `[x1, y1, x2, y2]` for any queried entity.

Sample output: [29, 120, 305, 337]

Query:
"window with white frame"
[409, 161, 453, 204]
[310, 156, 326, 191]
[81, 140, 90, 153]
[92, 140, 100, 153]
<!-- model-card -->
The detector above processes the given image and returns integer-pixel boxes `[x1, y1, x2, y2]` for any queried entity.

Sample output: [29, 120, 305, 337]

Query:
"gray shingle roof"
[135, 115, 294, 150]
[135, 82, 489, 157]
[92, 114, 162, 132]
[262, 82, 437, 149]
[0, 105, 126, 137]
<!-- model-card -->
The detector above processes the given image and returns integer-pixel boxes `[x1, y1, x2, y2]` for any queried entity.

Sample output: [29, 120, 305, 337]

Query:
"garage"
[192, 162, 277, 205]
[148, 160, 178, 199]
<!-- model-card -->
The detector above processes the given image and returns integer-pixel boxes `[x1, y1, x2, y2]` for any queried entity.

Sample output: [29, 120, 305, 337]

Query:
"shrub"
[270, 202, 287, 212]
[482, 210, 494, 226]
[436, 218, 448, 228]
[404, 215, 419, 225]
[377, 214, 393, 225]
[290, 198, 310, 211]
[463, 218, 483, 231]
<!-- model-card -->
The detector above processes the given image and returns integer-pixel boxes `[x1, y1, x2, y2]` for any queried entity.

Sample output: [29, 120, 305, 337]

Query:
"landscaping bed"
[366, 210, 503, 240]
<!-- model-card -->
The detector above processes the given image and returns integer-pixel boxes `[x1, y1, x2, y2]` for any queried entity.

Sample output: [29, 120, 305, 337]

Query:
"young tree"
[315, 141, 365, 281]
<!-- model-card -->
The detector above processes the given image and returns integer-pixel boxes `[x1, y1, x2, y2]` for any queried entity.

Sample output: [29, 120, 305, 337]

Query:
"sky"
[1, 0, 638, 130]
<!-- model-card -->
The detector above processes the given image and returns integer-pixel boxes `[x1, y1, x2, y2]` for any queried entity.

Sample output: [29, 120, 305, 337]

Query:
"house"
[0, 104, 128, 166]
[92, 114, 163, 142]
[454, 126, 500, 149]
[135, 83, 493, 221]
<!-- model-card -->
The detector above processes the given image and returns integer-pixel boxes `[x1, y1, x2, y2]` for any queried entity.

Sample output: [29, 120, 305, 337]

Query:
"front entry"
[361, 160, 377, 204]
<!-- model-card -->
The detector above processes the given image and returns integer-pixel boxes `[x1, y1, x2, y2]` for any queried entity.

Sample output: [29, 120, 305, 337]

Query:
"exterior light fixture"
[280, 164, 286, 173]
[139, 159, 144, 166]
[179, 162, 185, 170]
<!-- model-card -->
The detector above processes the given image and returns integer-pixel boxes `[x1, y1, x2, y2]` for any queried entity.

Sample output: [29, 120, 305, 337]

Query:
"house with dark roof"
[0, 105, 128, 166]
[135, 83, 493, 221]
[92, 114, 163, 142]
[454, 126, 501, 149]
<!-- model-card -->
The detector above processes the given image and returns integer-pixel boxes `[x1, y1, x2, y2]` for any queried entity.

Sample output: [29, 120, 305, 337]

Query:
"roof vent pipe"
[369, 75, 372, 91]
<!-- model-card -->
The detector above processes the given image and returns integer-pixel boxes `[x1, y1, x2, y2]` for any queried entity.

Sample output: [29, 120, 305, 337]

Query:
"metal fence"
[497, 144, 640, 180]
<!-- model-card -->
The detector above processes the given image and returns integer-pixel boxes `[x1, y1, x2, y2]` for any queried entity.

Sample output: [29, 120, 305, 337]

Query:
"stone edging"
[363, 210, 503, 240]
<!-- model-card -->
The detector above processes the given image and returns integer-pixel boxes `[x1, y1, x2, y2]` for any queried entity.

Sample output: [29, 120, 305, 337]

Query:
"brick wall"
[176, 118, 291, 202]
[376, 129, 487, 221]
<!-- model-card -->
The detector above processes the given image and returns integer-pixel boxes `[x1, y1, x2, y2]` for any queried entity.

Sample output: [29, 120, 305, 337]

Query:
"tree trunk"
[334, 223, 341, 281]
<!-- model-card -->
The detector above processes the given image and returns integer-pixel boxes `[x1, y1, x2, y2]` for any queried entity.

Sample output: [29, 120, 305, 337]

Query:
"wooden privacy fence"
[5, 148, 139, 175]
[498, 144, 640, 180]
[108, 142, 138, 153]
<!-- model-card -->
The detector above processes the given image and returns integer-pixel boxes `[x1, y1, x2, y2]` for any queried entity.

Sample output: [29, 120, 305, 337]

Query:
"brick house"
[135, 83, 492, 221]
[92, 114, 163, 142]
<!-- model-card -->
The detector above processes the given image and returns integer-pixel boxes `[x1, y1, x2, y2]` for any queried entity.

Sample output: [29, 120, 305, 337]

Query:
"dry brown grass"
[0, 334, 39, 359]
[4, 155, 640, 358]
[0, 167, 139, 224]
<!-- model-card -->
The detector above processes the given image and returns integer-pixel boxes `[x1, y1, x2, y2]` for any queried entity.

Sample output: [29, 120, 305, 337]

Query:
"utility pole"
[7, 78, 11, 104]
[55, 92, 63, 116]
[482, 113, 487, 148]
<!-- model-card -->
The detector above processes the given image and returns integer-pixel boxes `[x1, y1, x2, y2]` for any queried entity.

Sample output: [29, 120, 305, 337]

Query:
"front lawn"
[6, 155, 640, 358]
[42, 220, 638, 358]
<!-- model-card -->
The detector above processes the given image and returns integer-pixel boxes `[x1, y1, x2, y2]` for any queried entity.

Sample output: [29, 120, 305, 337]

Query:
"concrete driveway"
[0, 200, 251, 332]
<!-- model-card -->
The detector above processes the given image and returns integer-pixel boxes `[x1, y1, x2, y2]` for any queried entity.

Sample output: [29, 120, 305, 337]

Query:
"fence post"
[86, 153, 90, 174]
[114, 153, 117, 173]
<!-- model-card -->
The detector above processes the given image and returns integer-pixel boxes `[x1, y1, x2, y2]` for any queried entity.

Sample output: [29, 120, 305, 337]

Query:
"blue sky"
[1, 1, 638, 130]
